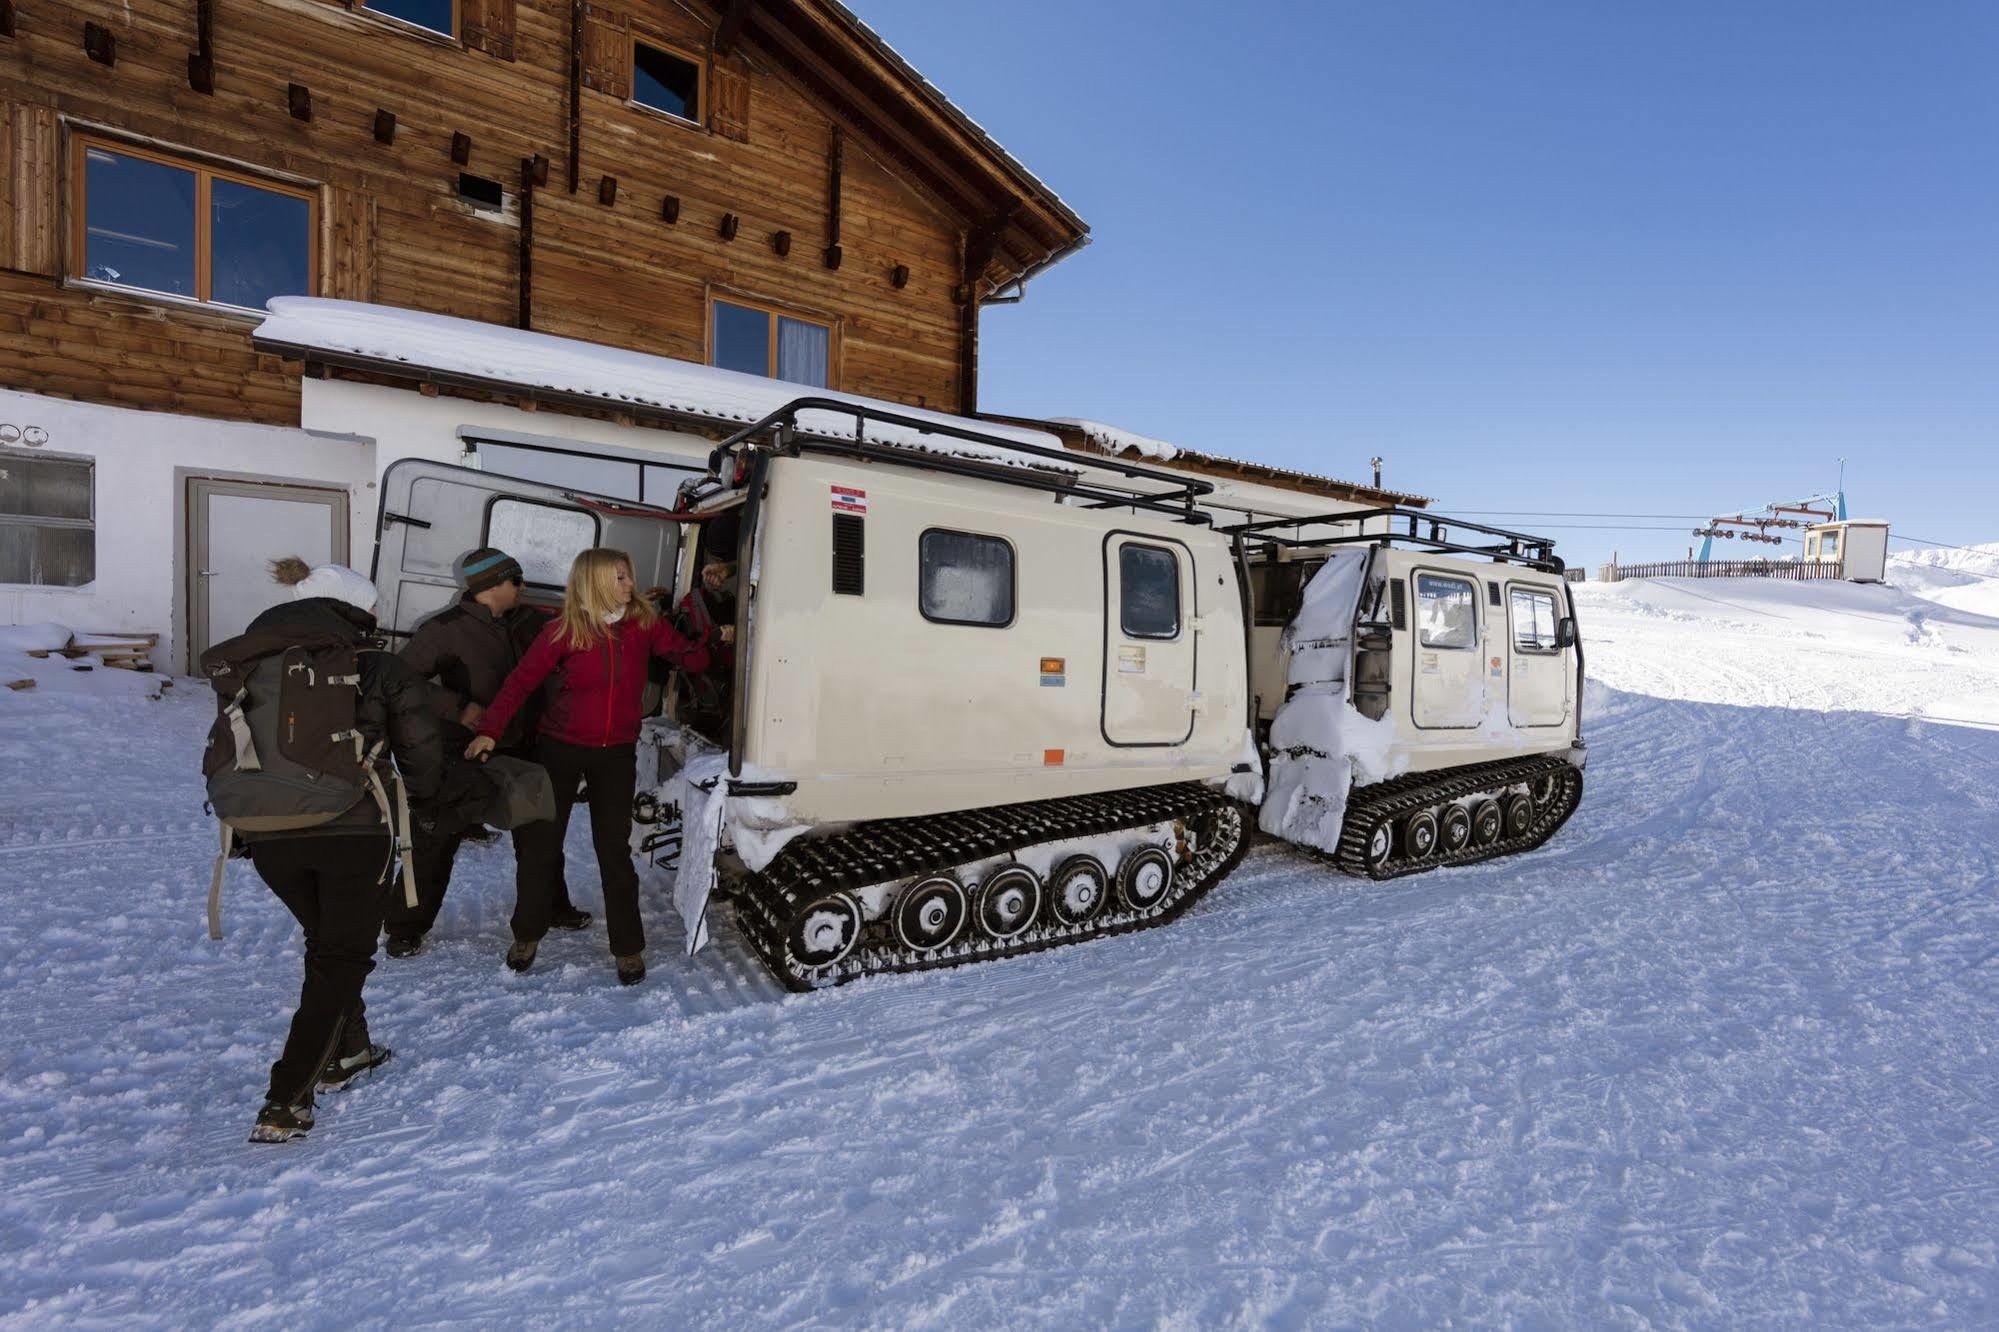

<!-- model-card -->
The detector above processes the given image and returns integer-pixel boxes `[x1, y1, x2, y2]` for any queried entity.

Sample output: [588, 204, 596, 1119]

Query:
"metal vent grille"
[832, 513, 865, 595]
[1389, 578, 1407, 630]
[1488, 581, 1502, 606]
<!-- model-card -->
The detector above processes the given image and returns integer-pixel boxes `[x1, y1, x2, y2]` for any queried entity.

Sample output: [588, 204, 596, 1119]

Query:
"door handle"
[197, 569, 219, 577]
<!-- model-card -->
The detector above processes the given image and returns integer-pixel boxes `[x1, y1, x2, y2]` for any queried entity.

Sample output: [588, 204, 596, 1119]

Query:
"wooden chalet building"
[0, 0, 1414, 670]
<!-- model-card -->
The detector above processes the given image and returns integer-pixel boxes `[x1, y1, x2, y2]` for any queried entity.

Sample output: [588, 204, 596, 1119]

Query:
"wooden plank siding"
[0, 0, 1018, 425]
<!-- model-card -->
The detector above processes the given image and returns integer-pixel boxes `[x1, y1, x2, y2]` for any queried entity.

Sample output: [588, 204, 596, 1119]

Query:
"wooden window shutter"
[710, 57, 750, 143]
[580, 4, 632, 100]
[325, 187, 377, 301]
[461, 0, 517, 61]
[4, 103, 58, 278]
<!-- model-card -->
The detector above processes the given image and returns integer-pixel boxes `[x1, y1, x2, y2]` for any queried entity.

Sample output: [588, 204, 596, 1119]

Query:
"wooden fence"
[1597, 559, 1843, 584]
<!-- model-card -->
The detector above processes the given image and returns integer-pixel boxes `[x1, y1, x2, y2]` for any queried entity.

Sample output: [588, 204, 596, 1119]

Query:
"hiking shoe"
[615, 953, 646, 986]
[550, 905, 593, 932]
[384, 932, 425, 959]
[505, 940, 538, 973]
[319, 1043, 393, 1092]
[249, 1101, 314, 1144]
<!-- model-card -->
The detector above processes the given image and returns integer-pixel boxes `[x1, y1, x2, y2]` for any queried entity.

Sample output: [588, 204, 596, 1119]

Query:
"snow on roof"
[254, 298, 1067, 472]
[1046, 417, 1178, 462]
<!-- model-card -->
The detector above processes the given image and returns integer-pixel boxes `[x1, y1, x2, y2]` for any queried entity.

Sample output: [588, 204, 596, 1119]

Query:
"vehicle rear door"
[1103, 534, 1197, 745]
[1409, 567, 1485, 728]
[372, 458, 682, 641]
[1505, 581, 1568, 727]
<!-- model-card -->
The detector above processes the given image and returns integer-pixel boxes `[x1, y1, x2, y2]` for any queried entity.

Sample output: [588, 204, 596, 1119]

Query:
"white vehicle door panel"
[1409, 568, 1485, 729]
[1506, 583, 1568, 728]
[1103, 534, 1197, 746]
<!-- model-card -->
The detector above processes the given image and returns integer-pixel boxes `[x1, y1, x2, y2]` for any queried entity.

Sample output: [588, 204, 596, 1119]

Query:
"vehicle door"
[1103, 534, 1197, 745]
[1505, 581, 1568, 727]
[1409, 567, 1484, 728]
[372, 458, 681, 641]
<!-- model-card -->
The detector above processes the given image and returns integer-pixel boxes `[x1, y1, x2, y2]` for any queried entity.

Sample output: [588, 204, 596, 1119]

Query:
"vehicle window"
[1510, 587, 1559, 653]
[1416, 573, 1476, 649]
[920, 529, 1013, 626]
[487, 499, 599, 588]
[1249, 559, 1321, 627]
[1120, 544, 1180, 639]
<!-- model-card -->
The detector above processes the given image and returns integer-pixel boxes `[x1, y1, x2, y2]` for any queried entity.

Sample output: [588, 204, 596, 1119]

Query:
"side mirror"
[1556, 617, 1577, 649]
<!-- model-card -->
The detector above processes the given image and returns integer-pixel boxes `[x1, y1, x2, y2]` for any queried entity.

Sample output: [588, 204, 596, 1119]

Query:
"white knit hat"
[273, 559, 379, 614]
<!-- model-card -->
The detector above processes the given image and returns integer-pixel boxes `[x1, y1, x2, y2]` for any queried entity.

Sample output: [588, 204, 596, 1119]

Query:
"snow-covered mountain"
[1888, 540, 1999, 618]
[3, 575, 1997, 1324]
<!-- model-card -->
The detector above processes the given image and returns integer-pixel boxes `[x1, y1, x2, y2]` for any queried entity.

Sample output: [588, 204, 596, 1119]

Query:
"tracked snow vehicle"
[371, 401, 1584, 990]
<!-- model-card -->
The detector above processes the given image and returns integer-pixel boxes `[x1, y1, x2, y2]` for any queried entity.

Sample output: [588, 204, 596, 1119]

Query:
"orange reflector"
[1043, 748, 1064, 766]
[1040, 657, 1065, 675]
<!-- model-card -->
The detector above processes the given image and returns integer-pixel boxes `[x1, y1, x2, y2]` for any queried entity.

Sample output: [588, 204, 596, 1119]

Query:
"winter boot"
[505, 939, 538, 973]
[249, 1100, 315, 1144]
[550, 904, 593, 932]
[384, 931, 425, 959]
[319, 1044, 393, 1092]
[615, 953, 646, 987]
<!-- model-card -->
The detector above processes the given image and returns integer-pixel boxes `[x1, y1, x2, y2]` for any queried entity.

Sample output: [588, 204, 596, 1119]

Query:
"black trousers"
[513, 738, 642, 956]
[249, 834, 392, 1107]
[387, 821, 576, 942]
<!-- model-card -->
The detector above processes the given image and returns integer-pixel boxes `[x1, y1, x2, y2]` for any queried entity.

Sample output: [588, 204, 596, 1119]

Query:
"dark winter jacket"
[399, 596, 551, 749]
[675, 584, 737, 674]
[238, 598, 444, 837]
[478, 613, 711, 749]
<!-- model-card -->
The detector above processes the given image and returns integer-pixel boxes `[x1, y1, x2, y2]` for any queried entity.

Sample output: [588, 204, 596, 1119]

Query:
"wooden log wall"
[0, 0, 976, 426]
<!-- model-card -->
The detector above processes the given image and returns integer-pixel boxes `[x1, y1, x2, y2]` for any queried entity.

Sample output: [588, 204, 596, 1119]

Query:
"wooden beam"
[714, 0, 753, 54]
[517, 158, 534, 330]
[374, 109, 397, 145]
[187, 0, 214, 93]
[84, 21, 116, 66]
[451, 132, 472, 165]
[288, 83, 312, 122]
[748, 14, 1002, 225]
[823, 126, 842, 269]
[0, 3, 15, 40]
[567, 0, 583, 192]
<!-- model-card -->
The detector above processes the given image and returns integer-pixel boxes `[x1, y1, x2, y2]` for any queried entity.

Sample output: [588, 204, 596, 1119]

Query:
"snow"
[1260, 551, 1399, 853]
[1046, 416, 1180, 462]
[254, 298, 1069, 472]
[1888, 542, 1999, 619]
[5, 574, 1999, 1323]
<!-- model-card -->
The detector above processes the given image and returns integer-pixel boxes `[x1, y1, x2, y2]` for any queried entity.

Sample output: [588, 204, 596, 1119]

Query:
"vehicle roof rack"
[1220, 507, 1563, 573]
[709, 397, 1218, 526]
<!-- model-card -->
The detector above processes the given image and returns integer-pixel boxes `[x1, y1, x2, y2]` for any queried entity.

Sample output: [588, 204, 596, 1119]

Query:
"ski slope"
[2, 577, 1997, 1326]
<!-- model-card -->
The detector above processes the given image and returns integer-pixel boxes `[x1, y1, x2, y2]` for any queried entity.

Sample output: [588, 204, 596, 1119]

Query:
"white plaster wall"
[0, 390, 377, 671]
[299, 378, 719, 503]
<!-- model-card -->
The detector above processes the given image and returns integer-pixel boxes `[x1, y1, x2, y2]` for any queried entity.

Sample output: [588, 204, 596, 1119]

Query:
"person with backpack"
[670, 555, 739, 744]
[387, 546, 590, 958]
[202, 558, 442, 1143]
[467, 547, 713, 987]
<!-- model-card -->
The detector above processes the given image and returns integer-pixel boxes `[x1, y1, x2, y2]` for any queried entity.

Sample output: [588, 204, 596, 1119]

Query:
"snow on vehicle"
[375, 402, 1585, 990]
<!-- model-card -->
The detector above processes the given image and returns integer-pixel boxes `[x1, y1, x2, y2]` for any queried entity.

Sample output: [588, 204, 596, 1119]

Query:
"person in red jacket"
[468, 547, 711, 985]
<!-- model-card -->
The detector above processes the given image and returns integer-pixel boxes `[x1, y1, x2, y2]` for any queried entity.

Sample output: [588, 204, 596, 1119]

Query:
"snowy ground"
[3, 577, 1998, 1327]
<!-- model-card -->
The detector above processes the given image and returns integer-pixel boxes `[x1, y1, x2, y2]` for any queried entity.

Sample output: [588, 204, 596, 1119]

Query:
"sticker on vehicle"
[830, 485, 867, 514]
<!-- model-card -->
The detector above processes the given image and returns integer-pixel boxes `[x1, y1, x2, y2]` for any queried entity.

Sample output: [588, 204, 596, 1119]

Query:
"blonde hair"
[555, 548, 656, 648]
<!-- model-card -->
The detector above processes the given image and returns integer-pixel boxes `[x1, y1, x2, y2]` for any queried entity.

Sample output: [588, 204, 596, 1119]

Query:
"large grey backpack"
[199, 628, 414, 937]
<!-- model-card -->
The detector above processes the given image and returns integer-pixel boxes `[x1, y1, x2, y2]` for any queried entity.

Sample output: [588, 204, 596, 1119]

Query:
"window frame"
[68, 133, 319, 315]
[1118, 542, 1182, 641]
[481, 495, 601, 592]
[0, 447, 96, 589]
[357, 0, 456, 41]
[707, 292, 838, 389]
[630, 37, 706, 128]
[917, 527, 1017, 629]
[1414, 571, 1479, 650]
[1507, 584, 1561, 655]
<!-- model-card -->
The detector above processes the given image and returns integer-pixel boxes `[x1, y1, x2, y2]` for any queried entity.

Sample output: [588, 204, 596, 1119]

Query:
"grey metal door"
[188, 477, 350, 668]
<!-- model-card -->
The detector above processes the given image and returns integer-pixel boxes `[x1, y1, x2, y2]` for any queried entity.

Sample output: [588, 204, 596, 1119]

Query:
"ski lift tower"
[1694, 488, 1847, 563]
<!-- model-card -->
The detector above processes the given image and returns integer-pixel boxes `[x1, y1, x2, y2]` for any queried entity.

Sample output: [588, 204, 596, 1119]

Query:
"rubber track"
[735, 782, 1251, 991]
[1333, 753, 1584, 880]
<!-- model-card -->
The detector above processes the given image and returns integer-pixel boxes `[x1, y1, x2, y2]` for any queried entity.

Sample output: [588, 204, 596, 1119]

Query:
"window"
[1509, 587, 1559, 653]
[919, 530, 1013, 626]
[0, 451, 94, 587]
[1415, 573, 1476, 649]
[486, 499, 598, 588]
[1120, 544, 1180, 639]
[1249, 559, 1321, 627]
[711, 298, 831, 388]
[1821, 531, 1841, 559]
[75, 139, 314, 312]
[363, 0, 453, 37]
[634, 41, 702, 122]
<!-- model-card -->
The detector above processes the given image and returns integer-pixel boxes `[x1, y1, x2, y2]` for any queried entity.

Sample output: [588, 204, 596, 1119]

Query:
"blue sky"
[859, 1, 1999, 568]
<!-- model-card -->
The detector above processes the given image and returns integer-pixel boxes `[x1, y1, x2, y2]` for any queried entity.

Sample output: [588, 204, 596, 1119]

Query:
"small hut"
[1804, 521, 1890, 583]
